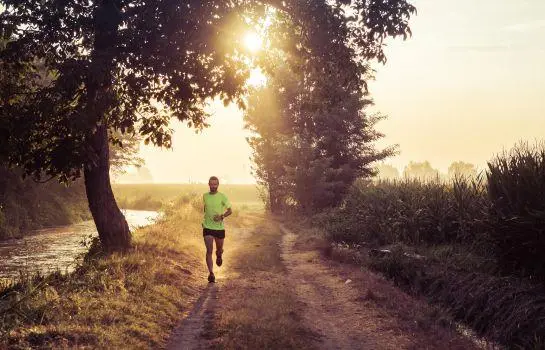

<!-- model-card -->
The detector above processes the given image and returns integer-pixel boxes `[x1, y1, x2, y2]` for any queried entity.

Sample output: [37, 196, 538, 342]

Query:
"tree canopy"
[0, 0, 416, 247]
[1, 0, 415, 182]
[403, 161, 440, 180]
[245, 1, 414, 212]
[448, 161, 477, 179]
[1, 0, 258, 182]
[375, 163, 400, 179]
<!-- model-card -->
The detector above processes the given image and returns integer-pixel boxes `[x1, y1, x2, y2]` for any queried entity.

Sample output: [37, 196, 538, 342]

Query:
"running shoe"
[208, 273, 215, 283]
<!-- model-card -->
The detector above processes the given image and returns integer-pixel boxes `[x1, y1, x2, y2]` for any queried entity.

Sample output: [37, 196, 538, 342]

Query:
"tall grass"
[323, 141, 545, 271]
[369, 251, 545, 349]
[116, 194, 164, 210]
[487, 141, 545, 281]
[321, 175, 491, 249]
[318, 141, 545, 349]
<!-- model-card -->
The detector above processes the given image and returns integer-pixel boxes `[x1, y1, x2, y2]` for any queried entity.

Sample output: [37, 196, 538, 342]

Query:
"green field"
[112, 183, 263, 210]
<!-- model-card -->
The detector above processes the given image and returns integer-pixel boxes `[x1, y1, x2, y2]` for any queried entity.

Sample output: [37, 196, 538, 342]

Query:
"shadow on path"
[166, 282, 219, 350]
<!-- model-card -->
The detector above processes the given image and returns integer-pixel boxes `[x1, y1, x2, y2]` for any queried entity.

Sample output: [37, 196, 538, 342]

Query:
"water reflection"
[0, 209, 160, 281]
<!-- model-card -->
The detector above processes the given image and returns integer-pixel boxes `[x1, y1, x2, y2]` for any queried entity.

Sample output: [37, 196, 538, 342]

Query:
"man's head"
[208, 176, 219, 193]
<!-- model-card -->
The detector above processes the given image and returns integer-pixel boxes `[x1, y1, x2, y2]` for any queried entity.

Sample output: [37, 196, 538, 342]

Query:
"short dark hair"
[208, 176, 219, 183]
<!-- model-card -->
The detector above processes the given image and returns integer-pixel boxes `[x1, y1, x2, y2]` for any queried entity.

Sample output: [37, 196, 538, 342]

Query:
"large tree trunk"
[84, 125, 131, 250]
[83, 1, 130, 251]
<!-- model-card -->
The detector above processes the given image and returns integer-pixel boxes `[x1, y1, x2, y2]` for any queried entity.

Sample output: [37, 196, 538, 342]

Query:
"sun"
[244, 31, 263, 53]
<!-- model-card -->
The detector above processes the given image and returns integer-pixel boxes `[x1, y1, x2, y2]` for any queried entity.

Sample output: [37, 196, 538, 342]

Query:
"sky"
[370, 0, 545, 174]
[136, 100, 256, 184]
[129, 0, 545, 183]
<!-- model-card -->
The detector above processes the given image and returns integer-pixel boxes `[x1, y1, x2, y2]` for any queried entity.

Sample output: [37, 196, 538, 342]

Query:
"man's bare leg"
[215, 238, 224, 266]
[204, 235, 215, 281]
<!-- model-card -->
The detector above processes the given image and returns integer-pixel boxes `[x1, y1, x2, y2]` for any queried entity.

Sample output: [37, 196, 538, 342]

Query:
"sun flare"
[247, 68, 267, 87]
[244, 31, 263, 53]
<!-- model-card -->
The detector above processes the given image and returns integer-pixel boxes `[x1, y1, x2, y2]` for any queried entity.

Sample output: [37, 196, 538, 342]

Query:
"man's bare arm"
[221, 208, 232, 219]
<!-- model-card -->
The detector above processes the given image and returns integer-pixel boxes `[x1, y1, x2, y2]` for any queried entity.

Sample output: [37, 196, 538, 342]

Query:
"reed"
[318, 141, 545, 348]
[322, 175, 491, 249]
[487, 141, 545, 281]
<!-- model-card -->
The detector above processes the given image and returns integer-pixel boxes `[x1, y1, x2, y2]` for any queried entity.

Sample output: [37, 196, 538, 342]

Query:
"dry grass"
[1, 200, 209, 349]
[207, 217, 316, 350]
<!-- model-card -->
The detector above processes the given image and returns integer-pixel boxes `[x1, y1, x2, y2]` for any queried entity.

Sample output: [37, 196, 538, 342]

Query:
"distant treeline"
[112, 183, 262, 211]
[0, 166, 90, 240]
[317, 141, 545, 348]
[375, 160, 480, 180]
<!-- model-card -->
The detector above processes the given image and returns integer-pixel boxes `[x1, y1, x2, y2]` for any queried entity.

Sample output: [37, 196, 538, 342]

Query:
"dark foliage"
[0, 166, 89, 239]
[487, 142, 545, 282]
[371, 252, 545, 349]
[246, 1, 415, 213]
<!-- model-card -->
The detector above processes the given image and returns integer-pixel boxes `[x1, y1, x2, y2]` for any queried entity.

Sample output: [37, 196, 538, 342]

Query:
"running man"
[202, 176, 232, 283]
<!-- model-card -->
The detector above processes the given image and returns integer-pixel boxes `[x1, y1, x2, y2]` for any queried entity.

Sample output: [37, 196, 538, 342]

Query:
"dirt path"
[279, 224, 478, 350]
[167, 214, 480, 349]
[165, 218, 253, 350]
[166, 283, 219, 350]
[280, 225, 405, 349]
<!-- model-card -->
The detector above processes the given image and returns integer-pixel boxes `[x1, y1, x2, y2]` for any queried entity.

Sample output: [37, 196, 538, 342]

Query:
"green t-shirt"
[202, 192, 231, 230]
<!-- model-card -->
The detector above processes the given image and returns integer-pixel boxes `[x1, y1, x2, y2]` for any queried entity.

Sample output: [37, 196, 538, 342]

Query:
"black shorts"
[203, 228, 225, 239]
